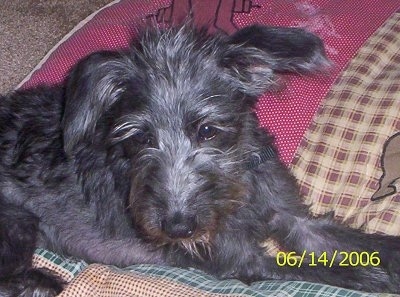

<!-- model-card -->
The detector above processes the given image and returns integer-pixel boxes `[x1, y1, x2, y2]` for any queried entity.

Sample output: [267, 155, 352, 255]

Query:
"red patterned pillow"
[20, 0, 399, 164]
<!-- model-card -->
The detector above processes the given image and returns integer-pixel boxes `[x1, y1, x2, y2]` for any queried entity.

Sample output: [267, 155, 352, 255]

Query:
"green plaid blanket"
[33, 248, 390, 297]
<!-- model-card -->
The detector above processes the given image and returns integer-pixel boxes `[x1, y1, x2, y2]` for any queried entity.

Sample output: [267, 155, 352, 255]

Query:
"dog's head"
[62, 25, 329, 256]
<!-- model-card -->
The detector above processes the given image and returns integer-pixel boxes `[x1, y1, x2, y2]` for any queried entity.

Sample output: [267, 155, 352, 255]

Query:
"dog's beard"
[172, 231, 213, 260]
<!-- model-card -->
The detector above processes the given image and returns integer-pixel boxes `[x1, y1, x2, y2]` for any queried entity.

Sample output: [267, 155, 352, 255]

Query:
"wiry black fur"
[1, 25, 400, 296]
[0, 199, 63, 296]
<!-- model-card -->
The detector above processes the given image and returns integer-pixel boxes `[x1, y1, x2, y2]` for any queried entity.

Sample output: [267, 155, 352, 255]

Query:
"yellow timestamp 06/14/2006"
[275, 251, 381, 268]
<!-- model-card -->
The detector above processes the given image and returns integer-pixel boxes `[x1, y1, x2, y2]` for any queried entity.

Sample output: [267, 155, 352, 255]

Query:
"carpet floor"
[0, 0, 112, 93]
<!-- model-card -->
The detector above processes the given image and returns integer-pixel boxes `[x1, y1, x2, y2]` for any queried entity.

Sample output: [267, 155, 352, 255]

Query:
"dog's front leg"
[210, 227, 399, 293]
[263, 210, 400, 292]
[245, 254, 399, 293]
[247, 162, 400, 287]
[269, 211, 400, 267]
[0, 200, 63, 297]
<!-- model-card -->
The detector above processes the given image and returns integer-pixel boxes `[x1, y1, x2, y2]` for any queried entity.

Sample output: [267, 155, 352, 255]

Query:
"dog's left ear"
[62, 51, 133, 154]
[220, 25, 330, 96]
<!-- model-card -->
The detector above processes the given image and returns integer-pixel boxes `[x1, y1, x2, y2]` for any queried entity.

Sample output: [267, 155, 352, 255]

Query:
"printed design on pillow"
[372, 132, 400, 201]
[149, 0, 261, 34]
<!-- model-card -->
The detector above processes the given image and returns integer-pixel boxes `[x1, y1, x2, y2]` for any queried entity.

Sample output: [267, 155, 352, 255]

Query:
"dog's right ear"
[62, 51, 133, 154]
[220, 25, 330, 97]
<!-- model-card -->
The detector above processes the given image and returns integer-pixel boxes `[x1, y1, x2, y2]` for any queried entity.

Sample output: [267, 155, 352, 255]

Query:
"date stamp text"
[276, 251, 381, 268]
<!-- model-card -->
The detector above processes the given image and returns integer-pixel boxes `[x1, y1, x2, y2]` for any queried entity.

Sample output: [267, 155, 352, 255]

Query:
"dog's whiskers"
[179, 232, 212, 260]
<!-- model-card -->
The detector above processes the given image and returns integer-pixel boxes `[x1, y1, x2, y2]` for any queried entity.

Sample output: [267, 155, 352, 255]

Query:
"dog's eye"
[132, 131, 153, 145]
[197, 124, 218, 141]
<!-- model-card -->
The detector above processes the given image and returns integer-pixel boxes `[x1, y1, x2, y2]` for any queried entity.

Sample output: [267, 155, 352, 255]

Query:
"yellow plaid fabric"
[291, 13, 400, 236]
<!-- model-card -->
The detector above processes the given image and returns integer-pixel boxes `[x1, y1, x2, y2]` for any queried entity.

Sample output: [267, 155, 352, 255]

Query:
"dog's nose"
[162, 212, 197, 239]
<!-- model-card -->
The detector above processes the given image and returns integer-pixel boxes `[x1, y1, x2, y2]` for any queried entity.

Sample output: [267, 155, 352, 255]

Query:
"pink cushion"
[21, 0, 400, 164]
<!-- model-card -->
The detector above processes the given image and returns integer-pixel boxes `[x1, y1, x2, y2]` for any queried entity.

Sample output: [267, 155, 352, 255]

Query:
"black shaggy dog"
[1, 25, 400, 296]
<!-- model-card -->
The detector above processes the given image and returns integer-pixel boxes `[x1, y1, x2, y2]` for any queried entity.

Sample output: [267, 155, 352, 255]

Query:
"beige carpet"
[0, 0, 112, 94]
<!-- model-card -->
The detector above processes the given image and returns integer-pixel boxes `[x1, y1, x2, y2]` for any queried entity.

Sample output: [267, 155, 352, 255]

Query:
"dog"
[1, 24, 400, 296]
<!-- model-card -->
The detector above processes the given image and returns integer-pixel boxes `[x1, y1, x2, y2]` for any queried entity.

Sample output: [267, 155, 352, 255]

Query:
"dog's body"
[1, 25, 400, 296]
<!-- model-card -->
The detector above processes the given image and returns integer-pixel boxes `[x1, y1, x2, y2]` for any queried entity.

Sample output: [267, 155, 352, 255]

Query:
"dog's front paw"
[20, 268, 64, 297]
[219, 268, 238, 280]
[219, 268, 260, 285]
[0, 268, 64, 297]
